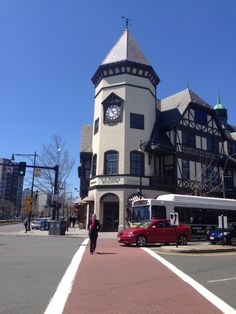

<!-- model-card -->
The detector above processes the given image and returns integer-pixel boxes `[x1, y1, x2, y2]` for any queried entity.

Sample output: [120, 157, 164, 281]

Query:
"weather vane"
[121, 16, 131, 30]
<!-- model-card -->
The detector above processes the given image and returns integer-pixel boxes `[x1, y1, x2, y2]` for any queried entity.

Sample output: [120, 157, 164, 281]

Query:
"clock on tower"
[103, 93, 123, 124]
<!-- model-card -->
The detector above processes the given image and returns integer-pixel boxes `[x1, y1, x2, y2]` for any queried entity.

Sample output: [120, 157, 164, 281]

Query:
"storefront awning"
[81, 194, 94, 204]
[128, 194, 146, 204]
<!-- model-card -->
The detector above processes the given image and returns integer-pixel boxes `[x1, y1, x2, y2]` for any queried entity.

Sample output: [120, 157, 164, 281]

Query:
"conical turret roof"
[92, 29, 160, 88]
[102, 29, 150, 66]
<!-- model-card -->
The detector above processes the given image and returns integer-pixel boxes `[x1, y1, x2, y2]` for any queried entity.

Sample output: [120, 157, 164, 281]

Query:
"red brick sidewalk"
[63, 239, 222, 314]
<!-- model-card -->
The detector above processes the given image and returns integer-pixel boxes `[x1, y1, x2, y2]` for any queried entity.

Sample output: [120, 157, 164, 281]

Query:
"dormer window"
[195, 110, 207, 125]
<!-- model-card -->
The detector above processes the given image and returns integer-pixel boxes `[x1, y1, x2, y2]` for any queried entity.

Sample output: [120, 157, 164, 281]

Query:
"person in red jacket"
[88, 214, 101, 254]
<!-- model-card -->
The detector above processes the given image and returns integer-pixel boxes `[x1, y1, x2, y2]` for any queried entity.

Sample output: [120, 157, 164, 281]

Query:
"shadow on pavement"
[96, 252, 117, 255]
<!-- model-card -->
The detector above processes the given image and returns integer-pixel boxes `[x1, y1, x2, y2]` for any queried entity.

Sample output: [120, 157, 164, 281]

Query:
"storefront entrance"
[103, 203, 119, 231]
[101, 193, 119, 232]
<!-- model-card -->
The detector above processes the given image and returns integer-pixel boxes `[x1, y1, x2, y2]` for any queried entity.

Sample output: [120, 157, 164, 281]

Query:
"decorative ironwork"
[100, 193, 119, 203]
[177, 178, 222, 195]
[177, 144, 223, 163]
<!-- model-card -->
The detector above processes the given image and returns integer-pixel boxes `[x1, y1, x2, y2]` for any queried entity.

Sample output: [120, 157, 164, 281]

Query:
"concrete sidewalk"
[17, 226, 118, 239]
[7, 226, 236, 253]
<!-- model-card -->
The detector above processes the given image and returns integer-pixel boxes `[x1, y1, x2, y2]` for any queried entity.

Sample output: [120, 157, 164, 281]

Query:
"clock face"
[105, 104, 121, 121]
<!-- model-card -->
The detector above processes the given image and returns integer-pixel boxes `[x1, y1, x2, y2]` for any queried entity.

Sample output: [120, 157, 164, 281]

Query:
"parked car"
[207, 223, 236, 246]
[117, 219, 192, 247]
[31, 217, 51, 230]
[31, 218, 42, 229]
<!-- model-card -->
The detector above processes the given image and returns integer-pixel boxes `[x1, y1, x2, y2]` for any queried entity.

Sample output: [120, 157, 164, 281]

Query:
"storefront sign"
[100, 177, 121, 185]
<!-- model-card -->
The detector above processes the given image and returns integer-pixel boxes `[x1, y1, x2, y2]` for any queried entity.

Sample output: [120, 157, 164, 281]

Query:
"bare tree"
[35, 135, 75, 196]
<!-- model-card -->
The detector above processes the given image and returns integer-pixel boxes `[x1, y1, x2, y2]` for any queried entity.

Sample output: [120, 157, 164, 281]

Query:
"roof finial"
[217, 90, 221, 104]
[121, 16, 131, 30]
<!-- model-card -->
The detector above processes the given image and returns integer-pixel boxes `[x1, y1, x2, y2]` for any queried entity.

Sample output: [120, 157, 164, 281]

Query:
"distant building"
[35, 191, 48, 217]
[79, 29, 236, 231]
[21, 189, 49, 217]
[0, 158, 24, 217]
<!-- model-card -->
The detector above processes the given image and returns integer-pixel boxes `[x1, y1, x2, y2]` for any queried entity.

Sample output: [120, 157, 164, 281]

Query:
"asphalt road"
[1, 223, 236, 313]
[155, 249, 236, 309]
[0, 224, 83, 314]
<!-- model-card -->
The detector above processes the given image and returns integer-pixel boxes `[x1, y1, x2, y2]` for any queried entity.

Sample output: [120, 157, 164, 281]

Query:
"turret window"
[130, 113, 144, 130]
[104, 151, 118, 175]
[94, 118, 99, 135]
[130, 151, 144, 176]
[92, 154, 97, 177]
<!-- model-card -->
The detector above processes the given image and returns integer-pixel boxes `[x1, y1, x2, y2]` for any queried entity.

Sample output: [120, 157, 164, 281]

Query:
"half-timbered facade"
[78, 29, 236, 231]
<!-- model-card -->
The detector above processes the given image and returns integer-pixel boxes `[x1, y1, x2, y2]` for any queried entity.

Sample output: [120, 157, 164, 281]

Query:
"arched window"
[104, 150, 118, 175]
[130, 151, 144, 176]
[92, 154, 97, 177]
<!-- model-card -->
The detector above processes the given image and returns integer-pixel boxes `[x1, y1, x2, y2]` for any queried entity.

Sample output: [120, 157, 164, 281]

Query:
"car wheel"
[210, 242, 216, 245]
[230, 237, 236, 246]
[178, 235, 187, 245]
[136, 235, 147, 247]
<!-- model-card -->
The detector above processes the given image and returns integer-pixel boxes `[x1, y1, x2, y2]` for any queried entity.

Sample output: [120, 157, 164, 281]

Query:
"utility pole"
[28, 152, 37, 230]
[11, 152, 38, 230]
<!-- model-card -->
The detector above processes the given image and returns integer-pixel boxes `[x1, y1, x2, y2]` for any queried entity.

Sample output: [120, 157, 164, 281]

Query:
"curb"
[154, 246, 236, 254]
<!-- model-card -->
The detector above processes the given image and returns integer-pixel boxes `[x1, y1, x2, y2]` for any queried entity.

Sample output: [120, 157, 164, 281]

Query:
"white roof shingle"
[102, 30, 150, 66]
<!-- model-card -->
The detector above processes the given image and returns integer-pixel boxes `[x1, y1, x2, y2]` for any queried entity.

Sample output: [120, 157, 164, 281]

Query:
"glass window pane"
[130, 113, 144, 129]
[104, 151, 118, 175]
[130, 151, 144, 176]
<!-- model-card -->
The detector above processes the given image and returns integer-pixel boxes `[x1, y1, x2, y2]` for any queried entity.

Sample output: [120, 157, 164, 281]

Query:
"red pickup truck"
[117, 219, 192, 247]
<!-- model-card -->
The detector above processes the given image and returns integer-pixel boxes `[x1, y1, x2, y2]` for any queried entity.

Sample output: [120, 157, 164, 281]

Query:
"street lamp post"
[12, 152, 38, 230]
[137, 139, 158, 199]
[138, 140, 145, 200]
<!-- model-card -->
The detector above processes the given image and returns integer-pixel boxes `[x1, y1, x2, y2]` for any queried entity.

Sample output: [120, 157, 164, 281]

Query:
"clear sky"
[0, 0, 236, 194]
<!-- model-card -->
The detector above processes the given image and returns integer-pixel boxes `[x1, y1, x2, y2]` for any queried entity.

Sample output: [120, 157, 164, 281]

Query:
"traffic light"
[18, 162, 26, 176]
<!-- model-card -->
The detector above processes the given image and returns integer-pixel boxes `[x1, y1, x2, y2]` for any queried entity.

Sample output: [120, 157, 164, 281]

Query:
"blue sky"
[0, 0, 236, 194]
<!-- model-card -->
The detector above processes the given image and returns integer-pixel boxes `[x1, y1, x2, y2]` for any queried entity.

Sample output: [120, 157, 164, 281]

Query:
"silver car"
[31, 218, 43, 229]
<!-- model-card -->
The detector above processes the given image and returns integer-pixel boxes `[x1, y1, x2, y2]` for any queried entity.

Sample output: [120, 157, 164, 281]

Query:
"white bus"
[131, 194, 236, 238]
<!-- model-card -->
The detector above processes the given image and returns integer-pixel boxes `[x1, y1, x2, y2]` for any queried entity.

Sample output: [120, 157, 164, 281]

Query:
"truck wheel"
[136, 235, 147, 247]
[178, 235, 187, 245]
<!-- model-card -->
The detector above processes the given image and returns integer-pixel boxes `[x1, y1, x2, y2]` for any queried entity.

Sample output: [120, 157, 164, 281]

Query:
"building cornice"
[92, 60, 160, 88]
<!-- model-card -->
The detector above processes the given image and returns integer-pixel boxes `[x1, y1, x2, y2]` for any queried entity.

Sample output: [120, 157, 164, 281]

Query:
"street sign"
[34, 168, 41, 177]
[169, 212, 179, 226]
[218, 215, 227, 229]
[24, 195, 32, 212]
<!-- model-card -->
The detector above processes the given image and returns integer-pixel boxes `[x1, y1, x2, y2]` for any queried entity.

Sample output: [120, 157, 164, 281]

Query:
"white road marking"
[208, 277, 236, 283]
[142, 247, 236, 314]
[44, 238, 89, 314]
